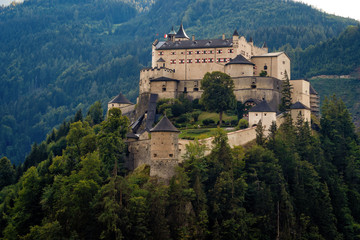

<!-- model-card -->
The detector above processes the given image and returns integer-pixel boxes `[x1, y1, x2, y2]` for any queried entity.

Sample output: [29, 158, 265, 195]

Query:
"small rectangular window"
[170, 59, 176, 64]
[196, 59, 201, 63]
[162, 87, 166, 92]
[194, 87, 199, 91]
[228, 49, 234, 53]
[187, 59, 193, 63]
[203, 50, 207, 54]
[202, 58, 207, 63]
[209, 58, 214, 63]
[217, 49, 222, 54]
[209, 50, 214, 54]
[159, 51, 164, 55]
[179, 59, 185, 64]
[171, 52, 176, 55]
[187, 51, 193, 55]
[196, 50, 201, 54]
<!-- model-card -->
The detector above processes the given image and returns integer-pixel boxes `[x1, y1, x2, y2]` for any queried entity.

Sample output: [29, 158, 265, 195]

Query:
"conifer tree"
[279, 70, 292, 113]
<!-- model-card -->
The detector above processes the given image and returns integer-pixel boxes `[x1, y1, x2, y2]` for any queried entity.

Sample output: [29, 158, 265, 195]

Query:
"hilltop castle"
[108, 24, 320, 179]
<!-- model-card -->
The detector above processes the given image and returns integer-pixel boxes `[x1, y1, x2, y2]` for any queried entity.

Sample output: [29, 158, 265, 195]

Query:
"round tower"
[150, 116, 180, 179]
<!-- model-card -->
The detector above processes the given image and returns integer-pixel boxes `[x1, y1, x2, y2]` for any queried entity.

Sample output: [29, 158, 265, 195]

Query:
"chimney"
[222, 33, 225, 40]
[192, 35, 195, 41]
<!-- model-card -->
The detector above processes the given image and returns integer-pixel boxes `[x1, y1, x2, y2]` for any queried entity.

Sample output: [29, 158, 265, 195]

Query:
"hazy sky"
[293, 0, 359, 21]
[1, 0, 359, 21]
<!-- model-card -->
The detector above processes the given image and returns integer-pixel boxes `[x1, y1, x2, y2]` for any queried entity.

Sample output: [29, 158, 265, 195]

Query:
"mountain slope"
[0, 0, 358, 164]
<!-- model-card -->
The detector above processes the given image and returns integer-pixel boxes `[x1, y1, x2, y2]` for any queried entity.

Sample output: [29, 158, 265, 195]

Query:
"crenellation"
[109, 23, 320, 180]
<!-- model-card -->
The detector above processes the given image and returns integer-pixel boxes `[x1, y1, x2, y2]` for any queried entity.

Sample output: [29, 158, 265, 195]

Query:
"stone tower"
[149, 116, 180, 179]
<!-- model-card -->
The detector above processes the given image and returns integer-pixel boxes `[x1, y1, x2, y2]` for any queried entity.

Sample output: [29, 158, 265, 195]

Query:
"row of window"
[170, 58, 231, 64]
[161, 49, 234, 56]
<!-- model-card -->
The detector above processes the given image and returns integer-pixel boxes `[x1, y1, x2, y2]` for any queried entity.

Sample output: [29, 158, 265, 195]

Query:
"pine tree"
[279, 70, 292, 113]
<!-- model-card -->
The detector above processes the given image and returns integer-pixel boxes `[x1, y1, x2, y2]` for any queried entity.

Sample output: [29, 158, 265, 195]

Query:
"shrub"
[237, 119, 249, 129]
[202, 118, 215, 126]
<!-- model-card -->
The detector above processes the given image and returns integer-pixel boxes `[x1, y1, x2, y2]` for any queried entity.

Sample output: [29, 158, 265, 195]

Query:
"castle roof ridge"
[150, 115, 179, 133]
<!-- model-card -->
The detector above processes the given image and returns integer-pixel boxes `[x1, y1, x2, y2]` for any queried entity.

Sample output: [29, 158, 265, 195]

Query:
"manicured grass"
[197, 112, 237, 124]
[179, 127, 237, 140]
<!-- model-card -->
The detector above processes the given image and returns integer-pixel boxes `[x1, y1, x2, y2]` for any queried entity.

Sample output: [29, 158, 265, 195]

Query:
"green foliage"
[237, 119, 248, 130]
[200, 71, 236, 125]
[0, 95, 360, 239]
[279, 70, 292, 113]
[0, 157, 15, 190]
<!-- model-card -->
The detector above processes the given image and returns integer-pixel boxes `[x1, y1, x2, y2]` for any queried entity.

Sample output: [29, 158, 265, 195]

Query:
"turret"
[167, 26, 176, 41]
[150, 116, 180, 179]
[174, 23, 190, 41]
[232, 29, 239, 48]
[248, 100, 276, 132]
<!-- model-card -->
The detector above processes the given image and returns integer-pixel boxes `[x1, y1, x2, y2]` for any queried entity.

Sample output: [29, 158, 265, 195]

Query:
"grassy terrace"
[177, 112, 238, 140]
[179, 127, 237, 140]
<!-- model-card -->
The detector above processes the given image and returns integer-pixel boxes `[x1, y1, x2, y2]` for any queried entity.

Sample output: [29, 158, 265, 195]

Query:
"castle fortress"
[109, 24, 320, 179]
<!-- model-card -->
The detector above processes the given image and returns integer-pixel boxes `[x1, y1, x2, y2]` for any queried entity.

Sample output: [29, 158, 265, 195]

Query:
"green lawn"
[197, 112, 237, 124]
[179, 127, 237, 140]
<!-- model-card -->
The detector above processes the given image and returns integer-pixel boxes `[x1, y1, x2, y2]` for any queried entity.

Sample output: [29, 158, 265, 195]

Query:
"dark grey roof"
[127, 132, 139, 139]
[310, 85, 318, 95]
[244, 98, 260, 104]
[233, 29, 239, 36]
[150, 77, 179, 82]
[249, 37, 253, 42]
[262, 42, 268, 48]
[290, 101, 310, 110]
[226, 54, 255, 66]
[146, 94, 158, 130]
[249, 100, 275, 112]
[150, 115, 179, 132]
[175, 23, 189, 39]
[109, 92, 132, 104]
[157, 57, 165, 62]
[157, 38, 233, 50]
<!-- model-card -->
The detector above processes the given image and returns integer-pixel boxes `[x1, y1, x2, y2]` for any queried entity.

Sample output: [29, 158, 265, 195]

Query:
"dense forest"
[1, 96, 360, 239]
[0, 0, 359, 164]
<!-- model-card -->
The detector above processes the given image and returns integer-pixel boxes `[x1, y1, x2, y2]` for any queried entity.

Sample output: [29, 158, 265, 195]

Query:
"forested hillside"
[0, 0, 359, 164]
[288, 25, 360, 79]
[1, 97, 360, 239]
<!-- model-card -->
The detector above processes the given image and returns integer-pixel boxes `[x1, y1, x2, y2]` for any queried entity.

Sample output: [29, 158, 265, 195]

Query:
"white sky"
[293, 0, 360, 21]
[1, 0, 359, 21]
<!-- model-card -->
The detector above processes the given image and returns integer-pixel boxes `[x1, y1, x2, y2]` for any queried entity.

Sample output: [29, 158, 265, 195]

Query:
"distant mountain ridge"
[0, 0, 358, 164]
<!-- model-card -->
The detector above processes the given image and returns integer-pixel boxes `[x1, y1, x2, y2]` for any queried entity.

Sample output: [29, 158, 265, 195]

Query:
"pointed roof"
[150, 115, 179, 132]
[226, 55, 255, 66]
[262, 41, 268, 48]
[175, 23, 190, 39]
[157, 57, 165, 62]
[109, 92, 132, 104]
[249, 100, 275, 112]
[233, 29, 239, 36]
[249, 37, 253, 42]
[309, 85, 318, 95]
[168, 26, 176, 35]
[126, 132, 139, 139]
[290, 101, 310, 110]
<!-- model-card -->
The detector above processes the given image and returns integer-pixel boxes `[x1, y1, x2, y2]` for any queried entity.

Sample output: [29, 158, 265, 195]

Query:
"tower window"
[162, 87, 166, 92]
[187, 51, 193, 55]
[228, 49, 234, 53]
[159, 51, 164, 55]
[194, 88, 199, 91]
[264, 65, 268, 70]
[169, 154, 173, 157]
